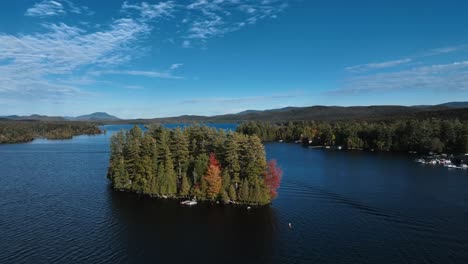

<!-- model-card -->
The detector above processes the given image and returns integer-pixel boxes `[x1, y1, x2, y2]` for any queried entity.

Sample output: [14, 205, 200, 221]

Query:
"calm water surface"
[1, 124, 467, 264]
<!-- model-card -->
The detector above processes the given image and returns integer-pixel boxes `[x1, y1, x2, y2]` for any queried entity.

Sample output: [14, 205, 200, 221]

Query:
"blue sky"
[1, 0, 468, 118]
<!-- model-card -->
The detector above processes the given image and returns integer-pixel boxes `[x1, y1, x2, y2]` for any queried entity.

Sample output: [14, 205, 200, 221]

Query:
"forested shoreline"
[237, 119, 468, 154]
[0, 121, 102, 144]
[107, 125, 282, 206]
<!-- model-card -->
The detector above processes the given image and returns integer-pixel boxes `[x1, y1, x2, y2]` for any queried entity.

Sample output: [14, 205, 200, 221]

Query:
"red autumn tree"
[203, 153, 222, 199]
[264, 159, 282, 199]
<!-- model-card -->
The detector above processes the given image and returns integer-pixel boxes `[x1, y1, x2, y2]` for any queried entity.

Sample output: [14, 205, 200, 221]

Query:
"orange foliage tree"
[264, 160, 282, 199]
[203, 153, 222, 199]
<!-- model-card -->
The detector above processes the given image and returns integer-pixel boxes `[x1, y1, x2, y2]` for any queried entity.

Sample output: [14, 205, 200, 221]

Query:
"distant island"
[107, 125, 282, 206]
[0, 121, 102, 144]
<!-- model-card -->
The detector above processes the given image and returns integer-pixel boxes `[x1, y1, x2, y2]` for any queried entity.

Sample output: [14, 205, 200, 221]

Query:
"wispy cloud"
[423, 45, 467, 56]
[122, 1, 176, 20]
[346, 58, 412, 73]
[182, 40, 191, 48]
[125, 85, 145, 90]
[181, 94, 300, 104]
[25, 0, 65, 17]
[97, 70, 183, 79]
[0, 17, 150, 100]
[169, 63, 183, 70]
[3, 0, 291, 103]
[331, 61, 468, 95]
[120, 0, 290, 45]
[25, 0, 92, 17]
[346, 45, 467, 73]
[183, 0, 288, 41]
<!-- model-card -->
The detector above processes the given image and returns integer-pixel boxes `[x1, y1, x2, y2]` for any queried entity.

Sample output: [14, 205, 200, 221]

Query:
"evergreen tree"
[179, 175, 191, 196]
[224, 133, 241, 186]
[170, 128, 190, 184]
[221, 169, 231, 195]
[228, 184, 237, 201]
[192, 153, 209, 185]
[239, 179, 250, 202]
[160, 146, 177, 196]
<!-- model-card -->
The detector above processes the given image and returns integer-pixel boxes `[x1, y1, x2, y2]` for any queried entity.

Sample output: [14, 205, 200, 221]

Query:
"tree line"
[107, 125, 282, 206]
[0, 121, 101, 144]
[236, 119, 468, 154]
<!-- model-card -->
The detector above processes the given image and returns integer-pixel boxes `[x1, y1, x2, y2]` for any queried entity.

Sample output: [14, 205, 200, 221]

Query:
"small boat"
[415, 158, 425, 163]
[456, 164, 468, 170]
[181, 199, 197, 205]
[278, 140, 284, 143]
[445, 164, 456, 169]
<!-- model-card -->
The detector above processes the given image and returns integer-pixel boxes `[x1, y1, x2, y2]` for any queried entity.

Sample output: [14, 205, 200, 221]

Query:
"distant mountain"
[236, 110, 263, 115]
[412, 101, 468, 110]
[236, 107, 299, 115]
[0, 115, 66, 121]
[1, 112, 120, 121]
[73, 112, 120, 121]
[436, 102, 468, 109]
[136, 102, 468, 124]
[2, 102, 467, 123]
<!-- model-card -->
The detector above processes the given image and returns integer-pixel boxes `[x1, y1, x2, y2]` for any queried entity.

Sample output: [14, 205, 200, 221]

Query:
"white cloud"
[346, 58, 412, 73]
[25, 0, 92, 17]
[182, 40, 191, 48]
[96, 70, 183, 79]
[332, 61, 468, 95]
[25, 0, 65, 17]
[181, 94, 301, 104]
[346, 45, 467, 73]
[423, 45, 467, 56]
[183, 0, 289, 41]
[122, 1, 176, 20]
[170, 63, 183, 70]
[125, 85, 145, 90]
[0, 18, 151, 100]
[4, 0, 291, 103]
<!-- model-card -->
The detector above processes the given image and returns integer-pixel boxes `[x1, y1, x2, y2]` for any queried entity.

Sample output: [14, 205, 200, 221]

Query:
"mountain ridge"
[1, 102, 467, 122]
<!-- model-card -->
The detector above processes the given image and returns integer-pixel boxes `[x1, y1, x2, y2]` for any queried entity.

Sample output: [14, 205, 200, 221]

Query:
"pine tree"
[170, 128, 190, 185]
[239, 179, 250, 202]
[224, 133, 241, 186]
[193, 153, 209, 185]
[124, 127, 143, 192]
[221, 169, 231, 195]
[161, 146, 177, 196]
[228, 184, 237, 201]
[179, 175, 191, 196]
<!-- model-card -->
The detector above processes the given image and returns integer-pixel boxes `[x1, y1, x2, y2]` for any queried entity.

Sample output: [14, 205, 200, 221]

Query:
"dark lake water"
[1, 124, 467, 264]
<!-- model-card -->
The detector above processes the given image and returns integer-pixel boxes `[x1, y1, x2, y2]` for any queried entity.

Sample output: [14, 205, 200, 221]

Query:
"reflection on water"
[108, 190, 278, 263]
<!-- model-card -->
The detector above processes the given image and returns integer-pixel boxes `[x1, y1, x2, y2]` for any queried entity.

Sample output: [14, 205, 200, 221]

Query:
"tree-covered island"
[0, 121, 102, 144]
[107, 125, 282, 206]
